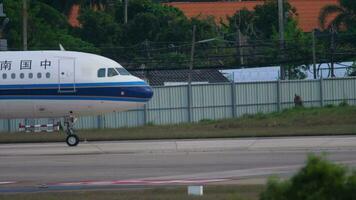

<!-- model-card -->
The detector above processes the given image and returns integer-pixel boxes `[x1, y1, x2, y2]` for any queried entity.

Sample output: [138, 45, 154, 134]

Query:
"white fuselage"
[0, 51, 153, 119]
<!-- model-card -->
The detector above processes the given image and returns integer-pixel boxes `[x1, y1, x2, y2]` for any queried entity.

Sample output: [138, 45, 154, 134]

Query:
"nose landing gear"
[64, 111, 79, 147]
[66, 134, 79, 146]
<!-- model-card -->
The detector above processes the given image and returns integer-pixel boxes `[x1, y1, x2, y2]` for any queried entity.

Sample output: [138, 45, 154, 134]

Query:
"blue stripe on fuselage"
[0, 82, 154, 101]
[0, 81, 147, 90]
[0, 96, 149, 102]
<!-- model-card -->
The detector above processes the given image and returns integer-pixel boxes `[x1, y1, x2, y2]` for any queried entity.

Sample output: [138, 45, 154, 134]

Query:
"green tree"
[39, 0, 81, 14]
[227, 8, 255, 37]
[114, 0, 185, 25]
[77, 8, 121, 46]
[76, 0, 190, 66]
[253, 0, 296, 39]
[227, 0, 296, 40]
[3, 0, 97, 52]
[39, 0, 110, 14]
[260, 155, 355, 200]
[271, 20, 311, 79]
[346, 61, 356, 76]
[227, 0, 305, 71]
[191, 16, 219, 42]
[125, 12, 161, 44]
[319, 0, 356, 31]
[318, 0, 356, 78]
[115, 0, 191, 44]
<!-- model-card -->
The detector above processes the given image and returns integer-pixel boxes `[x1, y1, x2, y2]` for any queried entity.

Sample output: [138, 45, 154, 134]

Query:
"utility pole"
[188, 25, 196, 85]
[235, 17, 241, 67]
[235, 12, 244, 66]
[330, 25, 336, 77]
[23, 0, 28, 51]
[145, 39, 150, 58]
[238, 27, 244, 65]
[312, 30, 317, 79]
[187, 25, 196, 123]
[144, 39, 150, 69]
[238, 0, 243, 66]
[0, 3, 9, 51]
[124, 0, 128, 24]
[278, 0, 285, 80]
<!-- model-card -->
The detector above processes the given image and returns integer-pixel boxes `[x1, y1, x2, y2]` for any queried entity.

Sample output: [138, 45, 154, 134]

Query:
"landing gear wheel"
[66, 134, 79, 147]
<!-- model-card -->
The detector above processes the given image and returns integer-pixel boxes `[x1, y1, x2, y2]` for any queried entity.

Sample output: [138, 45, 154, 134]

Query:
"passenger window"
[108, 68, 119, 77]
[46, 72, 50, 78]
[37, 73, 42, 79]
[11, 73, 15, 79]
[20, 73, 25, 79]
[2, 73, 6, 79]
[28, 73, 33, 79]
[116, 68, 130, 75]
[97, 68, 106, 78]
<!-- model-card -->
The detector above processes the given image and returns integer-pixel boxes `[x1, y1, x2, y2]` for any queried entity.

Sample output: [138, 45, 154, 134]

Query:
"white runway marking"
[0, 181, 16, 185]
[49, 179, 229, 186]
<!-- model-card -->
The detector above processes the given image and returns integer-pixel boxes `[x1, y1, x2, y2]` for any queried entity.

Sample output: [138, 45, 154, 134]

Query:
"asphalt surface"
[0, 136, 356, 193]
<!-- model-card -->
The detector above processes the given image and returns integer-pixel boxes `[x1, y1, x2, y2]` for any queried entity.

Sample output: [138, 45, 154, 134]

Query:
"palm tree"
[81, 0, 111, 11]
[39, 0, 82, 14]
[319, 0, 356, 30]
[41, 0, 113, 13]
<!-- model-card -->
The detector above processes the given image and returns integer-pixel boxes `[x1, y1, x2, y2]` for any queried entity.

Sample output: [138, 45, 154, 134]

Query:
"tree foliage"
[2, 0, 356, 74]
[260, 155, 356, 200]
[73, 0, 220, 68]
[39, 0, 110, 14]
[319, 0, 356, 31]
[228, 0, 296, 40]
[76, 8, 121, 46]
[271, 20, 311, 79]
[3, 0, 98, 52]
[226, 0, 309, 78]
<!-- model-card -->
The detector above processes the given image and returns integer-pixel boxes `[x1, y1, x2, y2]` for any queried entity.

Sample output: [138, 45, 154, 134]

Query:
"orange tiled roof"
[68, 4, 80, 27]
[166, 0, 339, 32]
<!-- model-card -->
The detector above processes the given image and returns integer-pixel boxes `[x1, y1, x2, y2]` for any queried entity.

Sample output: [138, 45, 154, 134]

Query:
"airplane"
[0, 50, 153, 146]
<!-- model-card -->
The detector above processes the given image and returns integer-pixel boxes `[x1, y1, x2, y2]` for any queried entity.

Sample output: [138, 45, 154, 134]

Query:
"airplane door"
[58, 58, 76, 93]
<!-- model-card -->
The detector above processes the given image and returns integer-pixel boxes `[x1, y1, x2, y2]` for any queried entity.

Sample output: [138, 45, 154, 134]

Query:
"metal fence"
[1, 77, 356, 132]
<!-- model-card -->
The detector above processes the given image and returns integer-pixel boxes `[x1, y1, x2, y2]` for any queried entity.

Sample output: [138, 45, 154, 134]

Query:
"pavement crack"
[90, 144, 106, 154]
[247, 139, 258, 150]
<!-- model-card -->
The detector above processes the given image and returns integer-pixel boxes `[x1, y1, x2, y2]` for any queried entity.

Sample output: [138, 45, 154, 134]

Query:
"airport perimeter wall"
[1, 77, 356, 132]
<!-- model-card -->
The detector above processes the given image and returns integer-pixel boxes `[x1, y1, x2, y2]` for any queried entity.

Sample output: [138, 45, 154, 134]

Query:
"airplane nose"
[142, 85, 154, 100]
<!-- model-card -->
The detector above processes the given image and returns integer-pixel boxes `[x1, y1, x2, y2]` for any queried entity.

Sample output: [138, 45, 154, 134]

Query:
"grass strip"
[0, 105, 355, 143]
[0, 184, 264, 200]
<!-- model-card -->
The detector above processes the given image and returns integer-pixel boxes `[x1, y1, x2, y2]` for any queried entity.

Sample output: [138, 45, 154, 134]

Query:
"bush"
[339, 100, 349, 107]
[199, 119, 215, 123]
[325, 104, 335, 108]
[255, 112, 267, 119]
[146, 121, 155, 126]
[260, 155, 355, 200]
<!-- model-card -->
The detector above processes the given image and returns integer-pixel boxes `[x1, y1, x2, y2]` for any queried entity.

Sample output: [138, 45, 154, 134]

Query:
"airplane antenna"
[59, 43, 66, 51]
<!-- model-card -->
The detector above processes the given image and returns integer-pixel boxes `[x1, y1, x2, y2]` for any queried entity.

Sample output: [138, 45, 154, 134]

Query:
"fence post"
[7, 119, 11, 133]
[143, 104, 148, 125]
[320, 76, 324, 107]
[97, 115, 102, 129]
[231, 81, 237, 118]
[277, 79, 281, 112]
[187, 84, 193, 123]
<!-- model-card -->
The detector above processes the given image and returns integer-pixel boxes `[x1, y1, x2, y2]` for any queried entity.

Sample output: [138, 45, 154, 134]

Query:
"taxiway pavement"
[0, 136, 355, 192]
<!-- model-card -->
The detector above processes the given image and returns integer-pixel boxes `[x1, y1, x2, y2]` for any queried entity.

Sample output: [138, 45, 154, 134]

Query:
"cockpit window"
[108, 68, 119, 77]
[116, 68, 130, 75]
[97, 68, 106, 78]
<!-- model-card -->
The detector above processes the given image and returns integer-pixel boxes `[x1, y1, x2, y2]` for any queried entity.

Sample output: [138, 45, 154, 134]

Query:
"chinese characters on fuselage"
[40, 59, 51, 69]
[0, 59, 52, 71]
[0, 60, 11, 70]
[20, 60, 31, 70]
